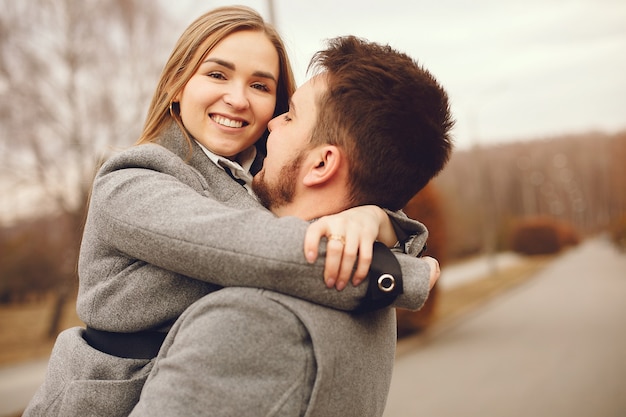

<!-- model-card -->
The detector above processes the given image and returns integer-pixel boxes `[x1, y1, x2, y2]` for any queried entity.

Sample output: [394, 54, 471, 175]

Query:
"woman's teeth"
[212, 115, 244, 128]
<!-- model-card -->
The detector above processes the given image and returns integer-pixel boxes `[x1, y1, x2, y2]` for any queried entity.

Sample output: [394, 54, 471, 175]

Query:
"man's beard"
[252, 152, 304, 211]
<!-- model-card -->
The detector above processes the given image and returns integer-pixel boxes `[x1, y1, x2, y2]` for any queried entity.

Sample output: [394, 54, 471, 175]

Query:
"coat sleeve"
[83, 145, 431, 312]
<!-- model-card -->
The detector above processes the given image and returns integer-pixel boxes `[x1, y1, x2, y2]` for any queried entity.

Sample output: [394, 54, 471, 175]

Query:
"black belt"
[84, 327, 167, 359]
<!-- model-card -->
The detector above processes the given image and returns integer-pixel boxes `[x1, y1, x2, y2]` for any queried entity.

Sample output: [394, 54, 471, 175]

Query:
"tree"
[1, 0, 170, 220]
[434, 131, 625, 259]
[397, 183, 447, 336]
[0, 0, 172, 335]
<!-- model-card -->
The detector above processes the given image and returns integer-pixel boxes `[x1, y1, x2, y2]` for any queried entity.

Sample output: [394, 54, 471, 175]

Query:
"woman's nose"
[223, 85, 249, 110]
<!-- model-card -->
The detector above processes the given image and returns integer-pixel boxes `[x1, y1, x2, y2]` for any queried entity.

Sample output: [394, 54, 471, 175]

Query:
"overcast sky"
[164, 0, 626, 149]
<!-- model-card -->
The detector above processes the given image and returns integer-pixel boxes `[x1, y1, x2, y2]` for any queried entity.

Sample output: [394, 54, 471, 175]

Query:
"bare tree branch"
[0, 0, 171, 221]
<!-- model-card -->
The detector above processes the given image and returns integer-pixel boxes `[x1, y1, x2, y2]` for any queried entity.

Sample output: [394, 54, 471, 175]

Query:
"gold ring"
[327, 235, 346, 245]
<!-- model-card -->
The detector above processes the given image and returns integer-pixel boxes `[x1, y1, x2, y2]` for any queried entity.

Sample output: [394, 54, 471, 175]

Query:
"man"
[129, 35, 453, 417]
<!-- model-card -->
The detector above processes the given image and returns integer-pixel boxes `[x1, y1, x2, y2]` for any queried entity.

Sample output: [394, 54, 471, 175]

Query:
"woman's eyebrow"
[203, 57, 277, 83]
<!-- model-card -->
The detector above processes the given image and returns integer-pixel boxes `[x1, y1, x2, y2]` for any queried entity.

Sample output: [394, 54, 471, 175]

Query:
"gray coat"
[130, 287, 398, 417]
[24, 123, 432, 416]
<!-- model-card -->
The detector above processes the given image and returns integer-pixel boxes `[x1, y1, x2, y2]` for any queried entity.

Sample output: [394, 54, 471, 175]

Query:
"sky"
[163, 0, 626, 149]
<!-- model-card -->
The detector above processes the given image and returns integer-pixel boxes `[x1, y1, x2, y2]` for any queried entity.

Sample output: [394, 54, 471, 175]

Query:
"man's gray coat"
[130, 287, 399, 417]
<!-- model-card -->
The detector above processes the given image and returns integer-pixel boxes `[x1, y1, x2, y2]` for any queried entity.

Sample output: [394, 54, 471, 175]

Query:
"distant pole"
[468, 104, 498, 276]
[266, 0, 276, 25]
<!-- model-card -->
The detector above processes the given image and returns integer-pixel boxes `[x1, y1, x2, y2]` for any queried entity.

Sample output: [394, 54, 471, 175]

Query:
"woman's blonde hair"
[136, 6, 296, 151]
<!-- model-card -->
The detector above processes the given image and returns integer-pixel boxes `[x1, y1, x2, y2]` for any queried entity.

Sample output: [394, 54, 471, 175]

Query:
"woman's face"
[176, 30, 279, 159]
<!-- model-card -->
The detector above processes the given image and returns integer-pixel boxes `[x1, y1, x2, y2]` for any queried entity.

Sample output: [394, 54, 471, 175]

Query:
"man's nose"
[267, 115, 279, 132]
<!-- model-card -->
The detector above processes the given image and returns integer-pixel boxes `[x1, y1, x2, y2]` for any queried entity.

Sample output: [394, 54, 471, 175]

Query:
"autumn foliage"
[0, 213, 81, 303]
[396, 183, 447, 337]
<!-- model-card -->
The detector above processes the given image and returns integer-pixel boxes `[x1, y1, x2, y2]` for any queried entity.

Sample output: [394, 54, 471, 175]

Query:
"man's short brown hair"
[308, 36, 454, 211]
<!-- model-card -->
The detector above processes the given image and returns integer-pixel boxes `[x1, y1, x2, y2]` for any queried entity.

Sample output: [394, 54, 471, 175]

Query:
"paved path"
[384, 236, 626, 417]
[0, 358, 48, 417]
[437, 251, 524, 289]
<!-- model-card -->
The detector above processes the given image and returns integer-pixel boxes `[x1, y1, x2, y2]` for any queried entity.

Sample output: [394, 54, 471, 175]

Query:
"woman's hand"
[304, 205, 398, 291]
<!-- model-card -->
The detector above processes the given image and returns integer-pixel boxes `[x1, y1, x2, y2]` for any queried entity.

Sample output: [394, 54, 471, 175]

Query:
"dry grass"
[0, 295, 83, 366]
[397, 255, 554, 355]
[433, 255, 553, 324]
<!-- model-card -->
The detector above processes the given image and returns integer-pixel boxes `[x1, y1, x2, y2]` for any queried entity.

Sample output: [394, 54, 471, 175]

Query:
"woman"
[24, 6, 432, 417]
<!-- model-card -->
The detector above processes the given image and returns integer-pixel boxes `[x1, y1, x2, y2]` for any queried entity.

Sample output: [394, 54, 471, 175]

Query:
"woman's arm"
[87, 146, 433, 312]
[303, 206, 395, 290]
[303, 205, 426, 290]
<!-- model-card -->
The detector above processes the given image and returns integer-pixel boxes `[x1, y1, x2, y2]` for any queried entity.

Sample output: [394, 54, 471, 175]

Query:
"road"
[0, 359, 48, 417]
[383, 236, 626, 417]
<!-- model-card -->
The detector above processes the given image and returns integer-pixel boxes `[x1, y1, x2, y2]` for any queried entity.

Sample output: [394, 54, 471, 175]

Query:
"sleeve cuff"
[354, 242, 404, 313]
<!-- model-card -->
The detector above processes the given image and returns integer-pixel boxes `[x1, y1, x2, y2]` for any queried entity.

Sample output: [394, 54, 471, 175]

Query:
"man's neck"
[272, 193, 349, 221]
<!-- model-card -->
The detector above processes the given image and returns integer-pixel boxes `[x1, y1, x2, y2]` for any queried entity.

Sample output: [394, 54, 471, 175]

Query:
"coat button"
[377, 274, 395, 292]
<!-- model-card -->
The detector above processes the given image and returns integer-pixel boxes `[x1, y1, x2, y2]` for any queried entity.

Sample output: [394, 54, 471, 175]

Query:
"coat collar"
[155, 122, 260, 208]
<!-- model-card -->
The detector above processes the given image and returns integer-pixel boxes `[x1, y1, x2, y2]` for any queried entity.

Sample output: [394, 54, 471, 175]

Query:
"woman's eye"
[252, 82, 270, 92]
[207, 72, 226, 80]
[282, 114, 292, 122]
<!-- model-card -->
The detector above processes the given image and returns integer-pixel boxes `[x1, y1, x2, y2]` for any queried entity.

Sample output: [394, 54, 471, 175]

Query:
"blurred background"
[0, 0, 625, 414]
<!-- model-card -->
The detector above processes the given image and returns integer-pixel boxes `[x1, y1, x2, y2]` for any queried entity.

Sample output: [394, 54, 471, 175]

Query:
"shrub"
[510, 216, 580, 255]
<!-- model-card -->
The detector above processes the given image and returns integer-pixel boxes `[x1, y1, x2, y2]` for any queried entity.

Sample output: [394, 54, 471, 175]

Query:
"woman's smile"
[210, 114, 248, 129]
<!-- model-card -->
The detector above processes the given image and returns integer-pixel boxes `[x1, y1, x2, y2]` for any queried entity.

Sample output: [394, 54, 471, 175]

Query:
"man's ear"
[303, 146, 342, 187]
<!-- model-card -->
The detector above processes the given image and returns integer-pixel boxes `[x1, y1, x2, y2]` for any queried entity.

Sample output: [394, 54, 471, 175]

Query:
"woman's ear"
[171, 88, 181, 103]
[303, 145, 342, 187]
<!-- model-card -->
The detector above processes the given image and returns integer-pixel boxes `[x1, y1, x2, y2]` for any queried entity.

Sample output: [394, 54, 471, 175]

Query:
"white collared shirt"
[195, 141, 256, 197]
